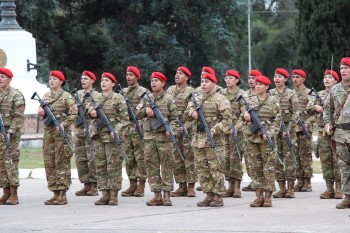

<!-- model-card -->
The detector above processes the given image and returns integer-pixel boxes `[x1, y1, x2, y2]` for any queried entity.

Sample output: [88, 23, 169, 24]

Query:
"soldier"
[292, 69, 314, 192]
[324, 57, 350, 209]
[222, 69, 244, 198]
[167, 66, 197, 197]
[241, 75, 281, 207]
[195, 66, 224, 95]
[270, 68, 299, 199]
[88, 72, 129, 206]
[136, 72, 178, 206]
[74, 70, 99, 197]
[38, 70, 76, 205]
[121, 66, 148, 197]
[0, 68, 25, 205]
[308, 69, 342, 199]
[184, 73, 231, 207]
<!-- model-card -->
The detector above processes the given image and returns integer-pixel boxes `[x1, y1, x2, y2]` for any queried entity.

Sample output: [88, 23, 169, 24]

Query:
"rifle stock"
[0, 113, 12, 165]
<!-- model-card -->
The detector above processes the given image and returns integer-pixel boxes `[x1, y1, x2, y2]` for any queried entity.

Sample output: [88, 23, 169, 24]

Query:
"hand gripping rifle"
[187, 93, 221, 165]
[31, 92, 74, 152]
[309, 87, 324, 106]
[115, 84, 144, 141]
[297, 117, 312, 140]
[177, 116, 194, 152]
[230, 122, 241, 160]
[0, 113, 12, 165]
[83, 92, 128, 160]
[140, 91, 184, 161]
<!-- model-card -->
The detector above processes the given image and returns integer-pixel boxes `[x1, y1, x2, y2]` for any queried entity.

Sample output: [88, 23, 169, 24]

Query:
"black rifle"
[83, 92, 128, 160]
[177, 116, 194, 152]
[0, 113, 12, 165]
[187, 92, 221, 165]
[281, 121, 297, 164]
[115, 84, 144, 141]
[140, 91, 184, 161]
[309, 87, 324, 106]
[297, 117, 312, 140]
[31, 92, 74, 152]
[230, 123, 241, 160]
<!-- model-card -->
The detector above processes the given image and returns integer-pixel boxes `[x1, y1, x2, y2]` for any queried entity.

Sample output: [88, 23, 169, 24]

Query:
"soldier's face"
[224, 76, 239, 88]
[126, 72, 138, 86]
[340, 64, 350, 81]
[175, 70, 188, 85]
[0, 74, 11, 90]
[81, 75, 94, 90]
[323, 75, 337, 88]
[100, 77, 115, 91]
[49, 76, 63, 89]
[274, 74, 287, 87]
[248, 76, 256, 88]
[255, 82, 269, 94]
[201, 78, 215, 94]
[151, 78, 165, 92]
[292, 75, 305, 88]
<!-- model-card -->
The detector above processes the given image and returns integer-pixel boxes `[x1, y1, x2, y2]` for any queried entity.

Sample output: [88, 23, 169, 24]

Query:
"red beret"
[102, 72, 117, 83]
[275, 68, 289, 78]
[127, 66, 141, 79]
[177, 66, 191, 77]
[292, 69, 306, 78]
[151, 72, 167, 83]
[50, 70, 65, 81]
[341, 57, 350, 67]
[226, 70, 240, 79]
[324, 70, 340, 81]
[82, 70, 96, 80]
[256, 76, 271, 85]
[202, 66, 215, 76]
[202, 73, 217, 83]
[0, 68, 13, 78]
[248, 70, 262, 77]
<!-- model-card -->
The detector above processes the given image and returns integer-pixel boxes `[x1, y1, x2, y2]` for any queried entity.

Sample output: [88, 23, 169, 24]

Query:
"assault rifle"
[187, 92, 221, 165]
[115, 84, 144, 141]
[0, 113, 12, 165]
[309, 87, 324, 106]
[230, 123, 241, 160]
[177, 116, 194, 152]
[31, 92, 74, 152]
[140, 91, 184, 161]
[297, 117, 312, 140]
[83, 92, 128, 160]
[281, 121, 296, 164]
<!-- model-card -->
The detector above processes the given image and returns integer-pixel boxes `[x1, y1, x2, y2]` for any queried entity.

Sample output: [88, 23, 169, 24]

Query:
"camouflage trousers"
[316, 133, 340, 183]
[43, 127, 72, 191]
[295, 132, 313, 178]
[144, 139, 174, 192]
[124, 133, 146, 180]
[94, 135, 123, 191]
[195, 146, 226, 195]
[74, 136, 97, 184]
[247, 141, 276, 192]
[335, 142, 350, 195]
[173, 135, 197, 184]
[0, 130, 20, 187]
[242, 134, 252, 178]
[275, 132, 297, 182]
[224, 134, 243, 181]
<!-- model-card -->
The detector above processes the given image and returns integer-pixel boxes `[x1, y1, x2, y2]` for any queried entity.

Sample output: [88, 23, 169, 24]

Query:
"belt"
[336, 123, 350, 130]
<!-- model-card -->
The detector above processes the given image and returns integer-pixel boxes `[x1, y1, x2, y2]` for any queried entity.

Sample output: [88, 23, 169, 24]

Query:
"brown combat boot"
[170, 182, 187, 197]
[294, 178, 304, 192]
[196, 186, 202, 191]
[336, 195, 350, 209]
[134, 179, 146, 197]
[6, 186, 19, 205]
[320, 182, 335, 199]
[87, 182, 98, 196]
[53, 189, 67, 205]
[95, 190, 110, 205]
[187, 183, 196, 197]
[273, 181, 286, 198]
[263, 191, 273, 207]
[250, 189, 264, 207]
[301, 178, 312, 192]
[285, 181, 295, 198]
[0, 186, 10, 205]
[108, 190, 118, 206]
[163, 191, 172, 206]
[233, 179, 242, 198]
[121, 179, 137, 197]
[334, 181, 343, 199]
[146, 192, 163, 206]
[222, 179, 234, 197]
[210, 194, 224, 207]
[197, 192, 214, 207]
[44, 190, 60, 205]
[242, 182, 254, 191]
[75, 183, 91, 196]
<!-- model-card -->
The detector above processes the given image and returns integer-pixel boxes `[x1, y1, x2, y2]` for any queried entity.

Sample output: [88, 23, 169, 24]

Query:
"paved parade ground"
[1, 173, 349, 233]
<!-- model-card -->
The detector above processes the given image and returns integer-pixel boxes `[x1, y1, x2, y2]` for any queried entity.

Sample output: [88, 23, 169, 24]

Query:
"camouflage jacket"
[194, 85, 224, 95]
[307, 89, 329, 132]
[294, 86, 314, 132]
[222, 87, 245, 133]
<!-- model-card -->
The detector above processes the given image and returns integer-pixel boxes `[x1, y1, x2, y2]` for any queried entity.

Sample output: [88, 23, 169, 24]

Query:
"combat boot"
[196, 186, 202, 191]
[294, 178, 304, 192]
[242, 182, 254, 191]
[75, 183, 91, 196]
[197, 192, 214, 207]
[301, 178, 312, 192]
[187, 183, 196, 197]
[336, 195, 350, 209]
[44, 190, 60, 205]
[170, 182, 187, 197]
[87, 182, 98, 196]
[222, 179, 234, 197]
[94, 189, 110, 205]
[285, 181, 295, 198]
[210, 194, 224, 207]
[163, 191, 172, 206]
[146, 192, 163, 206]
[6, 186, 19, 205]
[250, 189, 264, 207]
[334, 181, 343, 199]
[108, 190, 118, 206]
[121, 179, 137, 197]
[320, 182, 335, 199]
[273, 181, 286, 198]
[263, 191, 273, 207]
[134, 179, 146, 197]
[53, 189, 67, 205]
[0, 186, 10, 205]
[233, 179, 242, 198]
